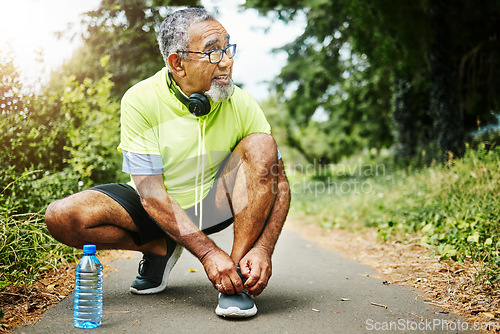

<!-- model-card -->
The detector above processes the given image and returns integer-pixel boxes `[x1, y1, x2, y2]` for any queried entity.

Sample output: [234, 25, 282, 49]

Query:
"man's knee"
[234, 133, 277, 174]
[45, 200, 66, 244]
[44, 196, 87, 246]
[232, 134, 280, 197]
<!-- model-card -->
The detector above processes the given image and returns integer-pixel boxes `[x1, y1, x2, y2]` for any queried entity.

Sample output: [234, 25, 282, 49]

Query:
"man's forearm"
[253, 159, 291, 255]
[141, 195, 219, 260]
[133, 174, 219, 261]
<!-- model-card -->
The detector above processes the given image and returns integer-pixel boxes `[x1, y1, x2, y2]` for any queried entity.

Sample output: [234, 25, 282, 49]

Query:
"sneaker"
[129, 239, 183, 295]
[215, 292, 258, 318]
[215, 267, 257, 318]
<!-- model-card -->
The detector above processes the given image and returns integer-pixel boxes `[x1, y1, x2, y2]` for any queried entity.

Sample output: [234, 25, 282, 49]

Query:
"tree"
[245, 0, 396, 164]
[61, 65, 123, 188]
[0, 53, 69, 174]
[245, 0, 500, 162]
[1, 54, 30, 173]
[1, 52, 124, 213]
[52, 0, 199, 100]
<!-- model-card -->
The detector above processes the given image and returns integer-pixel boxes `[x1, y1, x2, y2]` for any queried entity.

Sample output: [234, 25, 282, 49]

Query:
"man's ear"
[168, 53, 186, 77]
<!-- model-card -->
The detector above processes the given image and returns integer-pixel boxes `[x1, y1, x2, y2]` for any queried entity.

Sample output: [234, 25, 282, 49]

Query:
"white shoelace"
[194, 116, 207, 230]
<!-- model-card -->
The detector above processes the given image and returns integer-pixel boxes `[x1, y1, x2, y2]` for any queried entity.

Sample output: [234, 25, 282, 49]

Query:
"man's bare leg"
[44, 190, 167, 255]
[215, 132, 289, 266]
[213, 132, 290, 303]
[230, 133, 277, 263]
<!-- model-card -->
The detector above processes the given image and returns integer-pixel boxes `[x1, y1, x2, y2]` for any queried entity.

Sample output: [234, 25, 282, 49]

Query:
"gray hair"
[157, 8, 215, 67]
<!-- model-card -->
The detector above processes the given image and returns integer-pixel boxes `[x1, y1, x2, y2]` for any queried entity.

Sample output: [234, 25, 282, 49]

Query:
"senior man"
[45, 7, 290, 318]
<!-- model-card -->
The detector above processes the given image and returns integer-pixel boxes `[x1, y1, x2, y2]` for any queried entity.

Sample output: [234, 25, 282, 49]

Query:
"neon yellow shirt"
[119, 67, 271, 209]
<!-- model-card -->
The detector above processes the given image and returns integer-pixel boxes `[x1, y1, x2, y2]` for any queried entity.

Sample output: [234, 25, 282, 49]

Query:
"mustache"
[210, 77, 233, 85]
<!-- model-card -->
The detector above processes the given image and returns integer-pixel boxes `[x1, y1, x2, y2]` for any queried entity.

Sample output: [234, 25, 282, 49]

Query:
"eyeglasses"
[178, 44, 237, 64]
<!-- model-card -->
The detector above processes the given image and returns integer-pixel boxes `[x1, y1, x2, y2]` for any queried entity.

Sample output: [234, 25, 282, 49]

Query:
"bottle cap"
[83, 244, 97, 255]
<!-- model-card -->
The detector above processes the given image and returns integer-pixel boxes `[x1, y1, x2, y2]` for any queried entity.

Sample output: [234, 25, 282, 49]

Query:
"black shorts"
[90, 178, 234, 246]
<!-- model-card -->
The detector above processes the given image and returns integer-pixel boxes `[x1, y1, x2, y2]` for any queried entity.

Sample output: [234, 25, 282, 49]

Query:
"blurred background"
[1, 0, 499, 324]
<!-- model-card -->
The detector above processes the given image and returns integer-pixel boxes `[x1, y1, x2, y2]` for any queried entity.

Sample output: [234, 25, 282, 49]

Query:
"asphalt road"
[15, 226, 476, 334]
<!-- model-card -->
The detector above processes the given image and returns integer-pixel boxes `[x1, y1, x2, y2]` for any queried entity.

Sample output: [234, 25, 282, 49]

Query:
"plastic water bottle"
[73, 244, 103, 329]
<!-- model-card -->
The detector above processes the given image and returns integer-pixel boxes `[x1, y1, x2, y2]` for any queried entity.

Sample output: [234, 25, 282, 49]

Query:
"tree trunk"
[428, 1, 465, 160]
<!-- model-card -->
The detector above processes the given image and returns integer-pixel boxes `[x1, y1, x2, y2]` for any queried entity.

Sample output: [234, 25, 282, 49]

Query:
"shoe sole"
[215, 304, 258, 318]
[129, 244, 184, 295]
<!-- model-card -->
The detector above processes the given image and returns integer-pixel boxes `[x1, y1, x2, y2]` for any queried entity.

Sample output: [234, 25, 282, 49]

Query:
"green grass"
[0, 169, 82, 291]
[0, 212, 79, 291]
[289, 143, 500, 282]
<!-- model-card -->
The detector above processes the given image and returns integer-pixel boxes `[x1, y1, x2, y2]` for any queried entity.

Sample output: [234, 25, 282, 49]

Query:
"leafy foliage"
[1, 55, 124, 213]
[61, 57, 123, 188]
[379, 144, 500, 280]
[0, 54, 40, 173]
[291, 143, 500, 282]
[53, 0, 200, 99]
[0, 54, 124, 289]
[245, 0, 500, 162]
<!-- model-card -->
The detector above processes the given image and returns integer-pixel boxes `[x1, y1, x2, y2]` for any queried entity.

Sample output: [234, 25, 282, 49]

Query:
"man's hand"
[239, 247, 272, 297]
[200, 248, 244, 295]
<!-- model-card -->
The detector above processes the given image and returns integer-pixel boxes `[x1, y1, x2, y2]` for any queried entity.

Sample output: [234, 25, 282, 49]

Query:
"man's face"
[181, 20, 234, 98]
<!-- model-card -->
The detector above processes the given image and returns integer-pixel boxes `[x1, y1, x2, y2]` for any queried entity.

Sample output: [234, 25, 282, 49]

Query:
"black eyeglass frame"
[178, 44, 237, 64]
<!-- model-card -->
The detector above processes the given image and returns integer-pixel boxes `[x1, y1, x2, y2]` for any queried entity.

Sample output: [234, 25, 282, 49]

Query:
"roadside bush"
[291, 144, 500, 282]
[0, 212, 78, 290]
[0, 55, 125, 289]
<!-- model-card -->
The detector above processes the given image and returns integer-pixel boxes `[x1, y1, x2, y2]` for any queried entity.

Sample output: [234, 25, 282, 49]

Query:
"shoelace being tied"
[138, 254, 154, 277]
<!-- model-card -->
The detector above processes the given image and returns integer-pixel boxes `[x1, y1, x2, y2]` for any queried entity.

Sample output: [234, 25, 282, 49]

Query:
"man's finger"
[231, 273, 244, 294]
[240, 261, 251, 278]
[221, 277, 235, 295]
[247, 276, 269, 297]
[244, 264, 261, 287]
